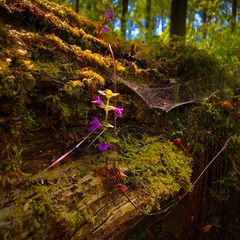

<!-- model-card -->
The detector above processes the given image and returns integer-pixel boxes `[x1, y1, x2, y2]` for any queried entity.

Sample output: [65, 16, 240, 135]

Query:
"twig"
[40, 130, 95, 173]
[189, 137, 231, 191]
[122, 192, 147, 215]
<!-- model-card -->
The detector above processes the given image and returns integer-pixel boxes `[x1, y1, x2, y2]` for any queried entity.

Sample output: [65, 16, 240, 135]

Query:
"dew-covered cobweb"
[116, 76, 221, 112]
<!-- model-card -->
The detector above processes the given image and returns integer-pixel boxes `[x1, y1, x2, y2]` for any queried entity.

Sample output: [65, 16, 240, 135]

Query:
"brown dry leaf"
[201, 224, 213, 233]
[117, 184, 129, 193]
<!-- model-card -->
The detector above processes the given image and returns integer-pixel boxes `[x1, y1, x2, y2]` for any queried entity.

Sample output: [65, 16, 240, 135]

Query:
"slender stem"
[191, 139, 230, 188]
[108, 44, 117, 168]
[87, 127, 108, 148]
[105, 99, 110, 124]
[105, 156, 108, 168]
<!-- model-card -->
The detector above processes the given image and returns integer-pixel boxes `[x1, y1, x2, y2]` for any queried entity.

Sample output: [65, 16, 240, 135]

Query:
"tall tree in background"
[75, 0, 79, 13]
[170, 0, 188, 40]
[121, 0, 129, 37]
[145, 0, 152, 40]
[232, 0, 238, 32]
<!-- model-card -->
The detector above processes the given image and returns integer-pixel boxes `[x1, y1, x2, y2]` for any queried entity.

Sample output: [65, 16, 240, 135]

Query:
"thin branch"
[87, 127, 108, 148]
[40, 130, 95, 173]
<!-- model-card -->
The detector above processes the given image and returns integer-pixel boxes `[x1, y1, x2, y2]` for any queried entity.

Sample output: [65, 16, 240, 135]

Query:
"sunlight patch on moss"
[80, 69, 105, 86]
[118, 135, 193, 211]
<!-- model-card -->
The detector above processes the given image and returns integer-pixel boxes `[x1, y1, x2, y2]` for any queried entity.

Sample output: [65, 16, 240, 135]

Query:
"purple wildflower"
[114, 107, 124, 118]
[103, 25, 108, 33]
[89, 117, 101, 131]
[98, 140, 113, 151]
[108, 9, 114, 21]
[102, 9, 113, 22]
[91, 96, 103, 105]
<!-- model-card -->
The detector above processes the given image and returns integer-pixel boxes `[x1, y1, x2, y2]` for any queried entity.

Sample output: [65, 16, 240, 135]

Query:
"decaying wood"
[47, 173, 146, 240]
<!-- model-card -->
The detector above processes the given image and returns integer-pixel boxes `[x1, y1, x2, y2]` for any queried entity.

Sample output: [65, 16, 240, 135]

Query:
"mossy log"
[1, 0, 239, 240]
[0, 127, 192, 239]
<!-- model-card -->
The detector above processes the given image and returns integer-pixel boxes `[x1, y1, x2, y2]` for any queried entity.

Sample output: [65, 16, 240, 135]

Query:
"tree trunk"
[232, 0, 237, 32]
[145, 0, 152, 40]
[170, 0, 188, 40]
[121, 0, 129, 38]
[75, 0, 79, 13]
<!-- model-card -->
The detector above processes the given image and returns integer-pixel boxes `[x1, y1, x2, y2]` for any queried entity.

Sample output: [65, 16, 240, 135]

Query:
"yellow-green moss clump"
[63, 69, 105, 96]
[118, 135, 192, 211]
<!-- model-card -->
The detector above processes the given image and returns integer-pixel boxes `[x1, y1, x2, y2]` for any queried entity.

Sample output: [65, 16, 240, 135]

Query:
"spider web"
[116, 76, 221, 112]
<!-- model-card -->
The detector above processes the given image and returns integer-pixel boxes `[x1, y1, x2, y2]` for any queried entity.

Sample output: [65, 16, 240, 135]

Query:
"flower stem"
[108, 44, 117, 168]
[105, 98, 110, 124]
[87, 127, 107, 148]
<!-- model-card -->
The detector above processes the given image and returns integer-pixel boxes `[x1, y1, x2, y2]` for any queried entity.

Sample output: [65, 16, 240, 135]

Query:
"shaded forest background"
[52, 0, 240, 95]
[54, 0, 239, 48]
[52, 0, 240, 90]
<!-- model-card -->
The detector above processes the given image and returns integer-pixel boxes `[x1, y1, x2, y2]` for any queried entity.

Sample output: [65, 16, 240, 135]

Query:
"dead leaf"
[173, 138, 185, 149]
[117, 184, 129, 193]
[201, 224, 213, 233]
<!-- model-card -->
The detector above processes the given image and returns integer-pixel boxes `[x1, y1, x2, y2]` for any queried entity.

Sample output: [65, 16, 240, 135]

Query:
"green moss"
[63, 69, 105, 96]
[119, 135, 192, 211]
[0, 0, 115, 172]
[120, 43, 229, 100]
[3, 0, 108, 54]
[32, 0, 98, 33]
[79, 69, 105, 86]
[10, 185, 87, 239]
[186, 97, 240, 155]
[63, 80, 84, 96]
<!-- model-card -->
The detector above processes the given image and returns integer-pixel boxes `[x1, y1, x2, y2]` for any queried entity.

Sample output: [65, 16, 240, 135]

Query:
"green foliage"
[186, 97, 239, 155]
[126, 42, 229, 103]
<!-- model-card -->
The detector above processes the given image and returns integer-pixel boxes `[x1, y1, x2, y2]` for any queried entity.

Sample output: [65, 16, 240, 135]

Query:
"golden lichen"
[63, 69, 105, 96]
[79, 69, 105, 86]
[63, 80, 84, 96]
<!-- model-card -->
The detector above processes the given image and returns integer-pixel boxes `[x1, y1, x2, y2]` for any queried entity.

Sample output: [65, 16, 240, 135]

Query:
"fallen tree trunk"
[0, 126, 192, 239]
